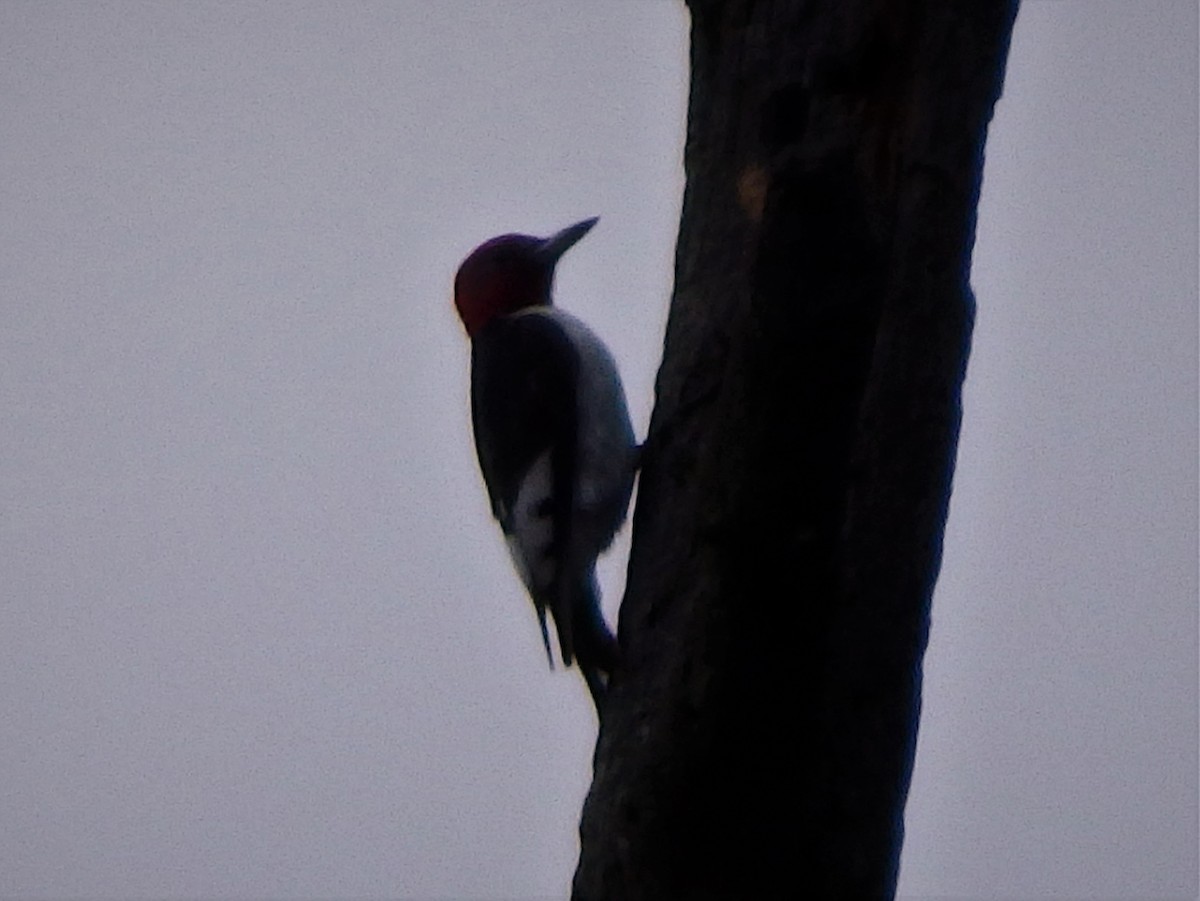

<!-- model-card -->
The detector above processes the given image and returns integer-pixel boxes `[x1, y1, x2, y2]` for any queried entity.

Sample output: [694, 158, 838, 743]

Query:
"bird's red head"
[453, 217, 598, 338]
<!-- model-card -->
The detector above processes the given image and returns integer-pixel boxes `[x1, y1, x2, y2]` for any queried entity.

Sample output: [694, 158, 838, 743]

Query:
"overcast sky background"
[1, 2, 1195, 899]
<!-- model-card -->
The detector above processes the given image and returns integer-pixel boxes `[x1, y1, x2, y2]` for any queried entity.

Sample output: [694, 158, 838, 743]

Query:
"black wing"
[470, 312, 582, 664]
[470, 312, 579, 528]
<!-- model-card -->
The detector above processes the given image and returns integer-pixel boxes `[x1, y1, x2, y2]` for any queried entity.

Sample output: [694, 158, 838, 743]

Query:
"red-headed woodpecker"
[454, 217, 636, 710]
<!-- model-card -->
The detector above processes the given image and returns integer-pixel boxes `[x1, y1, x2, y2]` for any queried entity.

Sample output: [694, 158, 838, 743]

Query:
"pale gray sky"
[1, 3, 1195, 899]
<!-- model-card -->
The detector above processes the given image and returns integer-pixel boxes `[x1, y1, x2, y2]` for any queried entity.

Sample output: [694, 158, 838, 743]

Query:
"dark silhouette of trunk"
[573, 1, 1018, 898]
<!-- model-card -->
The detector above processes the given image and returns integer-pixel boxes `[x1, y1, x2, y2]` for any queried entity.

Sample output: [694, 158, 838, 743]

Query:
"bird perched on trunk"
[454, 217, 636, 712]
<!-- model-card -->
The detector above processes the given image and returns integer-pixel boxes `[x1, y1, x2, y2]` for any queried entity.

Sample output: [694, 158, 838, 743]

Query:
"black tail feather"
[536, 607, 555, 670]
[572, 572, 619, 715]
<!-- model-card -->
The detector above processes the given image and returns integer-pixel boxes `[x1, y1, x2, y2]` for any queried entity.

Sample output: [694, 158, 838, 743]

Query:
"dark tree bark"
[573, 1, 1018, 898]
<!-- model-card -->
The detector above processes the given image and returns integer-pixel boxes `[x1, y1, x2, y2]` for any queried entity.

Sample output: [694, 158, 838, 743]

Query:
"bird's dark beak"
[537, 217, 599, 265]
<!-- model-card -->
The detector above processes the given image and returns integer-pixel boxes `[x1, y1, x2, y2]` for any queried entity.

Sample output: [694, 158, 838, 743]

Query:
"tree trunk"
[573, 1, 1019, 898]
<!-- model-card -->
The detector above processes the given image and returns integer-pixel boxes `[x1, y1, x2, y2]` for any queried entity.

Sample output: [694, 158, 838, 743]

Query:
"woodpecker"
[454, 217, 636, 711]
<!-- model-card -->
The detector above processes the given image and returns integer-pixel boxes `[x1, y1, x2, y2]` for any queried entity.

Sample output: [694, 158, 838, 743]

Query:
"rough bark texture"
[573, 1, 1018, 899]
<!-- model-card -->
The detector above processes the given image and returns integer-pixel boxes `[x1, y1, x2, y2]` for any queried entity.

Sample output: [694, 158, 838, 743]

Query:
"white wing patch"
[505, 450, 556, 595]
